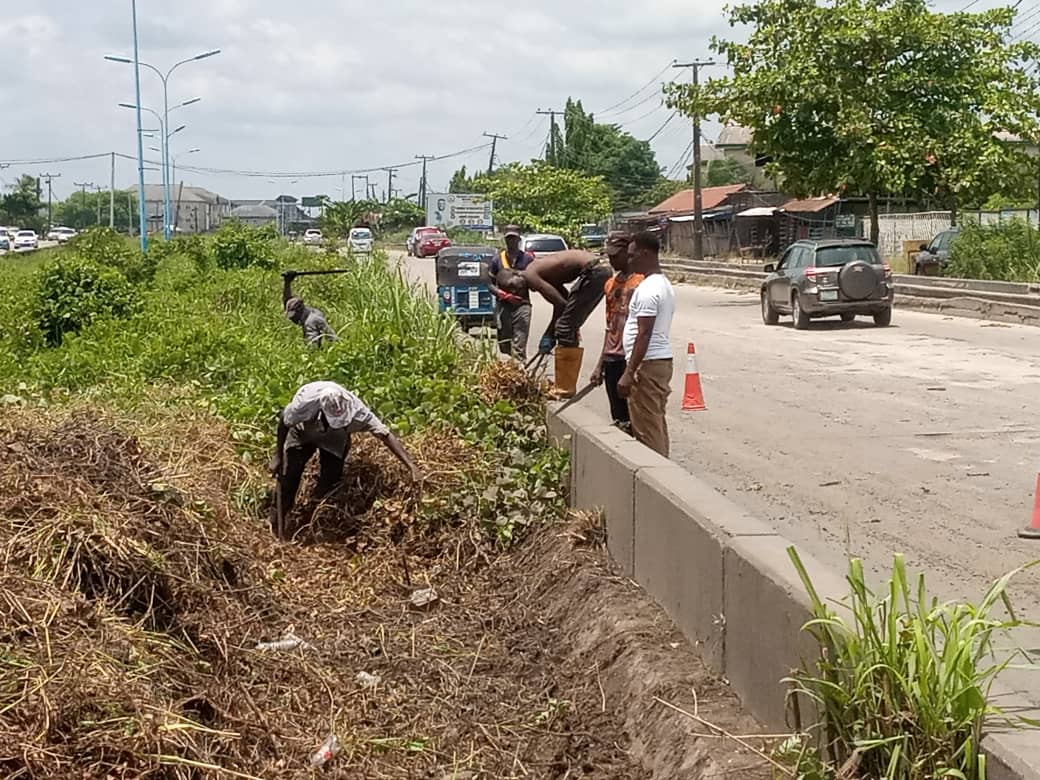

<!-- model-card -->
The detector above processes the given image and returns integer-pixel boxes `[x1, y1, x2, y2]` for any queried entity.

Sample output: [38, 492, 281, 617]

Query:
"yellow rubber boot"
[552, 346, 584, 398]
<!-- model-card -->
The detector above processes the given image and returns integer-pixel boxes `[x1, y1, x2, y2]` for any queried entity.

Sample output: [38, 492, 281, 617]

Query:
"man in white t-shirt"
[618, 231, 675, 457]
[269, 381, 421, 538]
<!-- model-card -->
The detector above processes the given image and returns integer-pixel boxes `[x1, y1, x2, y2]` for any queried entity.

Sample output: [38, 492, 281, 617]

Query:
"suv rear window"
[815, 245, 880, 267]
[525, 238, 567, 253]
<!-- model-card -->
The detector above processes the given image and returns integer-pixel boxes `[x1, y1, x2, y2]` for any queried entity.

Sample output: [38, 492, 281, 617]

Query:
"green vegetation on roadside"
[780, 549, 1037, 779]
[0, 225, 567, 545]
[948, 220, 1040, 283]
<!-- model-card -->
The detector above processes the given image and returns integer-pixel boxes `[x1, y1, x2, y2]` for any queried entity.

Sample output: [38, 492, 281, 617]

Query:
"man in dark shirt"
[488, 226, 534, 360]
[282, 270, 337, 347]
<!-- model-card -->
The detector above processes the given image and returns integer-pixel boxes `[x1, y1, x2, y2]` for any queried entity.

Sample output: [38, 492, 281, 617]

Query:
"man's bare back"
[521, 250, 596, 307]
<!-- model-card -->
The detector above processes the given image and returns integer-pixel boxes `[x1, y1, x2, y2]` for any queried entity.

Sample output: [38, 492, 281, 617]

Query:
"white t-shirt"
[623, 273, 674, 361]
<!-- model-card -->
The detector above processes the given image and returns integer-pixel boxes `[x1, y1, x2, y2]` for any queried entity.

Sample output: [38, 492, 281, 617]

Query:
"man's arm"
[617, 316, 655, 399]
[590, 329, 611, 385]
[522, 268, 568, 309]
[281, 271, 297, 306]
[375, 432, 422, 482]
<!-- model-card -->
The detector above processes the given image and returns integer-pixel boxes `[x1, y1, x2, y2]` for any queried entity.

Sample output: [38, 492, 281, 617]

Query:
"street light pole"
[130, 0, 147, 250]
[105, 49, 219, 240]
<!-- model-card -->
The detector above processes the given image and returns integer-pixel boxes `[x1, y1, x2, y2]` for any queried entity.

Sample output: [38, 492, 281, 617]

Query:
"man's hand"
[589, 364, 604, 387]
[538, 335, 556, 355]
[617, 369, 635, 399]
[268, 454, 284, 478]
[502, 292, 523, 306]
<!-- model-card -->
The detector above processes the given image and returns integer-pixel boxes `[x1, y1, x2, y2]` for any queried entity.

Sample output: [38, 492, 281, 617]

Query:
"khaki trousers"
[629, 359, 672, 458]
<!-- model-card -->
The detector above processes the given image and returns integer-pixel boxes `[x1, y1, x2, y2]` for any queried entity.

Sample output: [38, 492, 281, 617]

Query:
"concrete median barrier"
[548, 405, 1040, 777]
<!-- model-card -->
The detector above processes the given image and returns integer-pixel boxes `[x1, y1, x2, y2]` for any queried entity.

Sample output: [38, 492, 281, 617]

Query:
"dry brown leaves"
[0, 406, 638, 779]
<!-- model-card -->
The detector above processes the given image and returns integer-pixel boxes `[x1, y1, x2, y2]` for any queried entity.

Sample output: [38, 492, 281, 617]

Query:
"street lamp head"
[187, 148, 201, 154]
[104, 55, 133, 64]
[171, 124, 186, 136]
[194, 49, 221, 61]
[180, 97, 202, 107]
[119, 102, 139, 110]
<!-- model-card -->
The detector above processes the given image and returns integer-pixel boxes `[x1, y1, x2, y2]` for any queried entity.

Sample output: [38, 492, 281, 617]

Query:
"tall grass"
[781, 548, 1038, 779]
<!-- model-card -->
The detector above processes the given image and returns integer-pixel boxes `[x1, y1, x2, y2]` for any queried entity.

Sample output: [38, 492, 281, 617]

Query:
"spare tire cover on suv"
[838, 260, 877, 300]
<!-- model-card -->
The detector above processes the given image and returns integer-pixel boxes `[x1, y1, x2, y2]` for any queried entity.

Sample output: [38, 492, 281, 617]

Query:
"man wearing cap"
[521, 247, 612, 397]
[488, 225, 534, 359]
[282, 270, 337, 347]
[589, 232, 642, 432]
[269, 380, 421, 538]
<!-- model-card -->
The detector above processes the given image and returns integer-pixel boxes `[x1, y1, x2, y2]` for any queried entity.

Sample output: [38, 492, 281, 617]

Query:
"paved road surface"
[394, 250, 1040, 698]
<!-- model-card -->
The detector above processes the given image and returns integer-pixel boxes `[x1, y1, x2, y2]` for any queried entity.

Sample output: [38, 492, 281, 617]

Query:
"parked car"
[349, 227, 374, 253]
[415, 230, 452, 258]
[521, 233, 568, 256]
[50, 226, 76, 243]
[914, 227, 960, 275]
[761, 239, 893, 329]
[302, 229, 323, 246]
[578, 224, 607, 249]
[407, 227, 442, 256]
[0, 233, 8, 251]
[13, 230, 39, 251]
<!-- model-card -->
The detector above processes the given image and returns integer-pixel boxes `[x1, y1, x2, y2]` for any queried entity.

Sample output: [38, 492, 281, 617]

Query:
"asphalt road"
[394, 250, 1040, 698]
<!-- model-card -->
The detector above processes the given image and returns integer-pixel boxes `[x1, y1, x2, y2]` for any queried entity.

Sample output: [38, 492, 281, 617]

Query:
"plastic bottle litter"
[255, 632, 313, 652]
[355, 671, 381, 688]
[310, 734, 340, 769]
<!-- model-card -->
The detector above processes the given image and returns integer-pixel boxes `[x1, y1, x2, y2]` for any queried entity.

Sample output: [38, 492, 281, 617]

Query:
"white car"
[348, 227, 374, 253]
[13, 230, 38, 251]
[521, 233, 568, 257]
[302, 229, 323, 246]
[47, 226, 76, 243]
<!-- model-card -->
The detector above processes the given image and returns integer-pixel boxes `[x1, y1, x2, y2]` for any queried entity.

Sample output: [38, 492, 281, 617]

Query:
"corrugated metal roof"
[649, 184, 747, 214]
[781, 196, 839, 213]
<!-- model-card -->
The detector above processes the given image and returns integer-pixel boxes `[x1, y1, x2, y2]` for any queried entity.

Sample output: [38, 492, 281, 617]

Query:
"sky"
[0, 0, 1003, 204]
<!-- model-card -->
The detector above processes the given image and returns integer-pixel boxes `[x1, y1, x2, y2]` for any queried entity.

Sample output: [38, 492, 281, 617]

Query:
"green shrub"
[779, 549, 1038, 779]
[33, 258, 137, 346]
[947, 219, 1040, 282]
[211, 221, 277, 270]
[64, 227, 156, 284]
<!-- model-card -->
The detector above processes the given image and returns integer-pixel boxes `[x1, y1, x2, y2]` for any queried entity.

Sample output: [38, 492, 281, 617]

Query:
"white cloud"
[1, 0, 979, 200]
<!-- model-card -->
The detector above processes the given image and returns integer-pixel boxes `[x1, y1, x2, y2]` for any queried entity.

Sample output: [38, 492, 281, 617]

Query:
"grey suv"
[761, 239, 894, 329]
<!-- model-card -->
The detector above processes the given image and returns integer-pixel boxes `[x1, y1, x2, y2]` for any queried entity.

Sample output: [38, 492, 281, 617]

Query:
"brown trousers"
[629, 359, 673, 458]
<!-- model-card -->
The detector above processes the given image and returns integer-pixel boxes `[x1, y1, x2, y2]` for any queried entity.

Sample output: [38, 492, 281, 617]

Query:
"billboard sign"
[427, 193, 493, 231]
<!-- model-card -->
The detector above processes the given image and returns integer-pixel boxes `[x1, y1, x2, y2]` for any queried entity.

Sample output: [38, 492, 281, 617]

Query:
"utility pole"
[673, 60, 715, 263]
[110, 152, 116, 228]
[482, 132, 507, 175]
[383, 167, 397, 203]
[415, 155, 434, 211]
[75, 181, 96, 228]
[536, 109, 560, 164]
[41, 173, 61, 233]
[93, 186, 104, 226]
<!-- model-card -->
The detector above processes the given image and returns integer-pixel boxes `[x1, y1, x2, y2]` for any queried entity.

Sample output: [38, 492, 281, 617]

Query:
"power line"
[593, 62, 674, 115]
[598, 90, 664, 121]
[645, 111, 679, 143]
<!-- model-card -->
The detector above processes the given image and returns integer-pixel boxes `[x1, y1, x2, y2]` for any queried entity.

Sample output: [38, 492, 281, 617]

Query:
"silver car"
[761, 239, 894, 329]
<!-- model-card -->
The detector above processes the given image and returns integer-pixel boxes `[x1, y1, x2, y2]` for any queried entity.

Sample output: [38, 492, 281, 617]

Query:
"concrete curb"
[548, 402, 1040, 777]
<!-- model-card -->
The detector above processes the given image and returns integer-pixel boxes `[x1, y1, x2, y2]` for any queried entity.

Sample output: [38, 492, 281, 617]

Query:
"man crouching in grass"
[269, 381, 422, 539]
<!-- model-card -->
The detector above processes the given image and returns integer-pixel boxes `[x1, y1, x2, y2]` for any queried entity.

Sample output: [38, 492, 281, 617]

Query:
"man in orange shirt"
[589, 232, 643, 432]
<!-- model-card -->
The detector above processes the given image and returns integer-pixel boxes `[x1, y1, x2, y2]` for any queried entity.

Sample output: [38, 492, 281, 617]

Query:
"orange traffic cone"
[1019, 473, 1040, 539]
[682, 342, 706, 411]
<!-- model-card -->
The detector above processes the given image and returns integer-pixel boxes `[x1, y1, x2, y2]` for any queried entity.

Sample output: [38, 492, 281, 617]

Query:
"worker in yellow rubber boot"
[522, 249, 612, 397]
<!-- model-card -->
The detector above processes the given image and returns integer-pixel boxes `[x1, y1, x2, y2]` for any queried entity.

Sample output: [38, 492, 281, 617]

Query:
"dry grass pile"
[477, 359, 550, 408]
[0, 405, 640, 779]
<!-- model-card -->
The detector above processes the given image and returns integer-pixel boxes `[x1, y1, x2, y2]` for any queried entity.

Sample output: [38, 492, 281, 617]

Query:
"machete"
[282, 268, 352, 277]
[554, 381, 597, 412]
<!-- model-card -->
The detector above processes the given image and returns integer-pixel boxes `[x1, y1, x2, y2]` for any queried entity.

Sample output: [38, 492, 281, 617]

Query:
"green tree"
[0, 175, 44, 231]
[449, 166, 477, 193]
[549, 98, 663, 210]
[640, 178, 689, 210]
[705, 157, 753, 187]
[670, 0, 1040, 243]
[54, 190, 134, 231]
[466, 161, 610, 244]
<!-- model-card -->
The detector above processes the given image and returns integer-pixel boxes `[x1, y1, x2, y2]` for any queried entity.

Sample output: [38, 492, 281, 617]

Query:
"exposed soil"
[0, 407, 771, 779]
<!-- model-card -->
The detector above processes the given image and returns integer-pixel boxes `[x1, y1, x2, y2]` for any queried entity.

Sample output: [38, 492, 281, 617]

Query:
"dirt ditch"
[0, 408, 772, 779]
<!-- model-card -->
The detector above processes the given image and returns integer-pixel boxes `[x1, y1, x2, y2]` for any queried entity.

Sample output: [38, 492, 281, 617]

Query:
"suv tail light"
[805, 266, 836, 284]
[882, 263, 892, 279]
